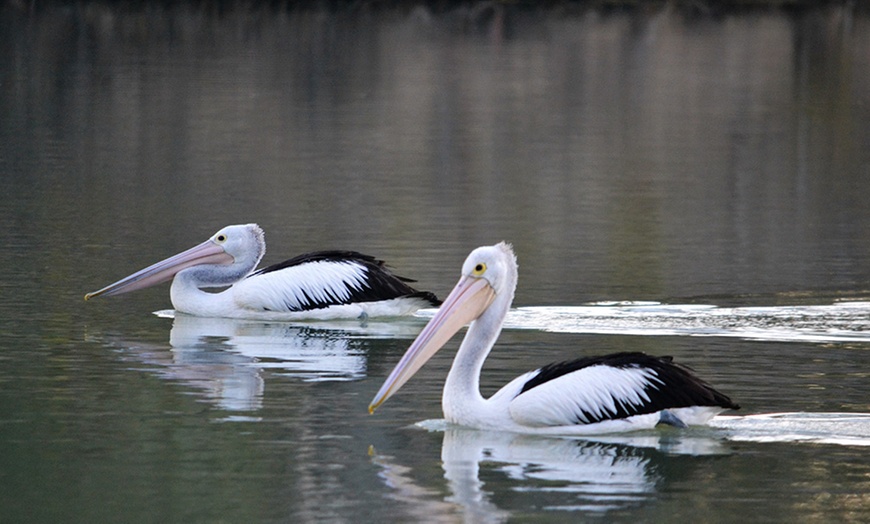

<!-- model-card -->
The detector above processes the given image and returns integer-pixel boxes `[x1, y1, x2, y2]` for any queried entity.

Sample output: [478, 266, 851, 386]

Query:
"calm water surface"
[2, 3, 870, 522]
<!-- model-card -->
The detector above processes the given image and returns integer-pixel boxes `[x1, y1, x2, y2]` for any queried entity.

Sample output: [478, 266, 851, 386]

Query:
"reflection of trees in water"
[13, 3, 868, 303]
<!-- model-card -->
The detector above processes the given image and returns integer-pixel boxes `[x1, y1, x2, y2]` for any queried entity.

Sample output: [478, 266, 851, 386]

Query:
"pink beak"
[85, 239, 233, 300]
[369, 275, 495, 413]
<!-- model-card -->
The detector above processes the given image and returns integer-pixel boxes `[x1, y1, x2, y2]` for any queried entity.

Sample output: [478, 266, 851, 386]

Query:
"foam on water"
[416, 413, 870, 448]
[711, 412, 870, 446]
[415, 301, 870, 343]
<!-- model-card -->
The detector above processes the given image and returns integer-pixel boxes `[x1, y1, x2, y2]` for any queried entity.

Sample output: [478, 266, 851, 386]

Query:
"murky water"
[2, 3, 870, 521]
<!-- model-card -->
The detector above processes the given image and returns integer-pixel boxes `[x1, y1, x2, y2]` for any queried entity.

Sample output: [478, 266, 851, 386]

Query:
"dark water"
[2, 3, 870, 522]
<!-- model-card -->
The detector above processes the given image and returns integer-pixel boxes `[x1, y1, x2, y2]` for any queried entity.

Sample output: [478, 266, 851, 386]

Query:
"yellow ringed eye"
[473, 262, 486, 275]
[216, 234, 227, 242]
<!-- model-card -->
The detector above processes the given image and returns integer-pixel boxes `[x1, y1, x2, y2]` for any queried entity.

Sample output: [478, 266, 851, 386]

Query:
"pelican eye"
[215, 234, 227, 243]
[472, 262, 487, 276]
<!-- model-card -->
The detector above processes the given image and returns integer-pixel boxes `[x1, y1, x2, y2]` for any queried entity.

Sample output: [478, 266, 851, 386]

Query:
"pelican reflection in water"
[370, 426, 729, 520]
[111, 313, 425, 413]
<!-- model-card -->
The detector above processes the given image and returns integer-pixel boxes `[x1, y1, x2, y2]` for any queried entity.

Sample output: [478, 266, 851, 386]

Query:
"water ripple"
[443, 301, 870, 343]
[711, 413, 870, 446]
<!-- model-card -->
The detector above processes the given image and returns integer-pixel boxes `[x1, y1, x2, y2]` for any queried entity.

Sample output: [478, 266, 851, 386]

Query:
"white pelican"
[85, 224, 440, 320]
[369, 242, 739, 435]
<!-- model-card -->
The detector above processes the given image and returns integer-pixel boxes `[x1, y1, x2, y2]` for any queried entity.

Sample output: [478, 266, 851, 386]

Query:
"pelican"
[85, 224, 440, 320]
[369, 242, 739, 435]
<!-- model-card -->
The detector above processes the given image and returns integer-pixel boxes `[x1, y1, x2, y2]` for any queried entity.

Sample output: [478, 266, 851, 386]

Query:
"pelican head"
[85, 224, 266, 300]
[369, 242, 516, 413]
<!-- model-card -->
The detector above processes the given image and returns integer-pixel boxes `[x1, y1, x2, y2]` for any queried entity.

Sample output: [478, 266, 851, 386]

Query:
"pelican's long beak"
[84, 240, 233, 300]
[369, 275, 496, 414]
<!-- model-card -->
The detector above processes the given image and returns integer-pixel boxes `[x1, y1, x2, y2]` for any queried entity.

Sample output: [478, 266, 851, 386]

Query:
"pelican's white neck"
[169, 271, 239, 317]
[442, 268, 516, 427]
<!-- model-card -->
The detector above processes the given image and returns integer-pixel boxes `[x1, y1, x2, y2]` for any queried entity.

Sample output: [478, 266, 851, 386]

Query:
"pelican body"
[85, 224, 440, 320]
[369, 243, 739, 435]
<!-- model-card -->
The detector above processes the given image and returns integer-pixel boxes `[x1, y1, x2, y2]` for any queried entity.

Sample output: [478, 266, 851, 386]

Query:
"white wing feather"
[232, 261, 370, 312]
[508, 365, 662, 427]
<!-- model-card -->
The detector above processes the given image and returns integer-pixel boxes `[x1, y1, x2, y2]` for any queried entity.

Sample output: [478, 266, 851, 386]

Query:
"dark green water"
[2, 3, 869, 521]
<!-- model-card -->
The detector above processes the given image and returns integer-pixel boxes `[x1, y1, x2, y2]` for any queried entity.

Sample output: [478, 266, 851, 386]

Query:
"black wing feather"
[520, 352, 739, 424]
